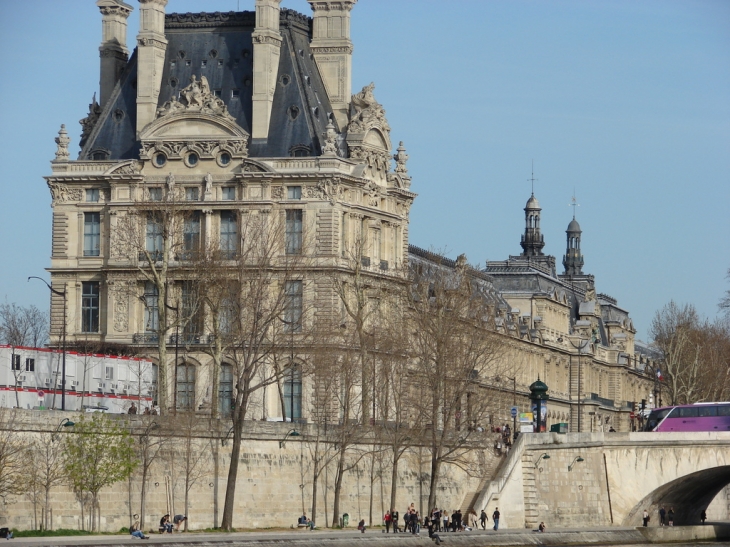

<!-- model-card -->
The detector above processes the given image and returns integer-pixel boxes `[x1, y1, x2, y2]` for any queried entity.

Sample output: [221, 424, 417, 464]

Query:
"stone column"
[251, 0, 283, 140]
[307, 0, 357, 129]
[136, 0, 168, 134]
[202, 208, 213, 251]
[96, 0, 133, 109]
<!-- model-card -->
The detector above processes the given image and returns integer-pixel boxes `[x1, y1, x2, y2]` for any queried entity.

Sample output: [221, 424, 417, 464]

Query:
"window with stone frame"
[176, 363, 196, 410]
[285, 209, 302, 255]
[220, 211, 237, 259]
[283, 365, 302, 420]
[144, 282, 159, 333]
[219, 363, 233, 416]
[283, 280, 303, 333]
[81, 281, 100, 333]
[145, 213, 163, 259]
[83, 212, 101, 256]
[182, 212, 201, 259]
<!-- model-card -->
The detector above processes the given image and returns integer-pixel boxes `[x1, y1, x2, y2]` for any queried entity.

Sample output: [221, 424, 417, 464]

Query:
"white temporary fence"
[0, 345, 154, 413]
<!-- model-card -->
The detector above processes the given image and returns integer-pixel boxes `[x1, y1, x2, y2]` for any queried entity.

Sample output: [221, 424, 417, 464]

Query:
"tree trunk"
[427, 453, 441, 513]
[310, 456, 319, 525]
[221, 408, 244, 530]
[389, 454, 399, 512]
[140, 471, 148, 530]
[368, 451, 375, 526]
[331, 450, 345, 527]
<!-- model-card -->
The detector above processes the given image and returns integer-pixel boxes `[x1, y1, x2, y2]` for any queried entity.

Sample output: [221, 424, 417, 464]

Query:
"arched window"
[283, 366, 302, 421]
[176, 363, 196, 410]
[219, 364, 233, 416]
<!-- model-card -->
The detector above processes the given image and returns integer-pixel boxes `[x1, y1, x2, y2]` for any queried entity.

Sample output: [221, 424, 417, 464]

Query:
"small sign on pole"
[510, 406, 518, 418]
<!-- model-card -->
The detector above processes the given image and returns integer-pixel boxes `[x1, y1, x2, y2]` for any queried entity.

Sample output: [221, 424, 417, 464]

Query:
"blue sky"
[0, 0, 728, 341]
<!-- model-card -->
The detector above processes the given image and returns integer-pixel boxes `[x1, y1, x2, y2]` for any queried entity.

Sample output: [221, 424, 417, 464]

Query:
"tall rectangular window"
[284, 280, 303, 333]
[84, 212, 101, 256]
[183, 212, 201, 258]
[81, 281, 100, 333]
[25, 358, 35, 372]
[176, 364, 196, 410]
[220, 211, 237, 259]
[219, 364, 233, 416]
[221, 187, 235, 200]
[11, 354, 20, 371]
[283, 367, 302, 420]
[285, 209, 302, 255]
[145, 214, 163, 258]
[144, 282, 159, 333]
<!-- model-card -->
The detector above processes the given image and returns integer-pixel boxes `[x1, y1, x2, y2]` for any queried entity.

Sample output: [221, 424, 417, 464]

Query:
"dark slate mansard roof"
[81, 9, 334, 160]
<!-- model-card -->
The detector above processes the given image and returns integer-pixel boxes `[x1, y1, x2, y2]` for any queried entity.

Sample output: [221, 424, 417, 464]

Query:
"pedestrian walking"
[700, 510, 707, 524]
[384, 510, 392, 533]
[480, 509, 488, 530]
[642, 509, 649, 527]
[492, 507, 500, 530]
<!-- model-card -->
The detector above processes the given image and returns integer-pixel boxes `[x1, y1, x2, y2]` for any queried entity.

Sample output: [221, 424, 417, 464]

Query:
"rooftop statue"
[156, 75, 234, 120]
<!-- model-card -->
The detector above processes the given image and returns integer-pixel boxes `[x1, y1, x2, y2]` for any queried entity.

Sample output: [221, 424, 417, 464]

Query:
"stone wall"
[0, 410, 500, 533]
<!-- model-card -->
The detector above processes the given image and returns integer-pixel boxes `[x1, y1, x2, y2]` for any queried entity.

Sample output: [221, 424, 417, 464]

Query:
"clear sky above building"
[0, 0, 728, 341]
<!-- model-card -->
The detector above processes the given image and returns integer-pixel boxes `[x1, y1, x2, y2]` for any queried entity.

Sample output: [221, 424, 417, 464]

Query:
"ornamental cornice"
[165, 11, 256, 29]
[310, 45, 354, 55]
[252, 33, 283, 46]
[137, 37, 167, 49]
[99, 5, 132, 17]
[99, 47, 129, 58]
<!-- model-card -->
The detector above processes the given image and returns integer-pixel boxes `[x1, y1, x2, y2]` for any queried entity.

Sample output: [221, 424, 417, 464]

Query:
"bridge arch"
[624, 465, 730, 526]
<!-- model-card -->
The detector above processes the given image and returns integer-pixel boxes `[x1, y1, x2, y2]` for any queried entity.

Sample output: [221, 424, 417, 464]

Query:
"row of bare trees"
[649, 300, 730, 406]
[108, 185, 511, 530]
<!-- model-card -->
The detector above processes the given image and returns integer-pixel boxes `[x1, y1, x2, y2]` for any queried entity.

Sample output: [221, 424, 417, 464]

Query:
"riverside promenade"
[7, 524, 730, 547]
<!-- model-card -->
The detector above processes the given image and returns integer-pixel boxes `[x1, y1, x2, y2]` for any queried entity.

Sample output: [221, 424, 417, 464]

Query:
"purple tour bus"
[644, 403, 730, 432]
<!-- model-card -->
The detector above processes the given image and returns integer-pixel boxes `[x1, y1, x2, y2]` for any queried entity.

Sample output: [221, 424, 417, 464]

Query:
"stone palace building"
[45, 0, 655, 432]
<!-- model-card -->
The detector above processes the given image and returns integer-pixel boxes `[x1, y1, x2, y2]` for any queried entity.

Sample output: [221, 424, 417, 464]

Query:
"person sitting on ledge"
[538, 522, 546, 532]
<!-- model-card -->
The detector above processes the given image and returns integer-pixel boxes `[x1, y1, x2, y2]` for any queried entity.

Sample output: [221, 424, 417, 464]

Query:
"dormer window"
[289, 145, 310, 157]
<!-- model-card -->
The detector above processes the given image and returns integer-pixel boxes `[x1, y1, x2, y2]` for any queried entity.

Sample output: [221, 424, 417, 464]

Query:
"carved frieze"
[107, 161, 142, 176]
[113, 286, 130, 332]
[271, 186, 284, 200]
[48, 182, 83, 205]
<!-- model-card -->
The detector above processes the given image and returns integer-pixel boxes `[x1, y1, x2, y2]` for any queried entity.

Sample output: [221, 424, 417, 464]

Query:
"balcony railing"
[133, 333, 159, 344]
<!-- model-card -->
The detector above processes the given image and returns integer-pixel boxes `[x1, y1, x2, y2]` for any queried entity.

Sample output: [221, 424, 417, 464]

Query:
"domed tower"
[562, 216, 584, 276]
[520, 194, 545, 257]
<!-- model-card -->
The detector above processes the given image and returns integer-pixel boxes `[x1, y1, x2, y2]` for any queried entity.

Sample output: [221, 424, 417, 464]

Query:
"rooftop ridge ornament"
[322, 120, 338, 156]
[54, 125, 71, 162]
[527, 159, 538, 196]
[570, 190, 580, 219]
[156, 75, 234, 120]
[347, 82, 390, 135]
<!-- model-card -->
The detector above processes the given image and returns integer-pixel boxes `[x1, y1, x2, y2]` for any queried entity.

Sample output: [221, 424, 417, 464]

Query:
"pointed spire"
[563, 194, 584, 275]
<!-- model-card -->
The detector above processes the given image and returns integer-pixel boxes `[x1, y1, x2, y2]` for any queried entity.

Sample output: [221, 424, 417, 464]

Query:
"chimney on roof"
[251, 0, 283, 140]
[96, 0, 133, 109]
[307, 0, 357, 129]
[135, 0, 168, 134]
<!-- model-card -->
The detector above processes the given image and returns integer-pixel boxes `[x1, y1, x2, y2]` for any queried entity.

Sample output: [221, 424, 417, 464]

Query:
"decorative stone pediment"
[104, 160, 142, 176]
[139, 112, 250, 162]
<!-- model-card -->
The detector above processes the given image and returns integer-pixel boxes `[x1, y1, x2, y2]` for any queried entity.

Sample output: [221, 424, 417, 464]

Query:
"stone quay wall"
[0, 410, 500, 533]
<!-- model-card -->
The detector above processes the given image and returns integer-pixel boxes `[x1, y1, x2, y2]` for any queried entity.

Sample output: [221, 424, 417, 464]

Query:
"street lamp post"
[28, 277, 67, 410]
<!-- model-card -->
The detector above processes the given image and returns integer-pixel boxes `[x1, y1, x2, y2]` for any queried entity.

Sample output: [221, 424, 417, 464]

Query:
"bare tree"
[115, 181, 199, 414]
[407, 254, 508, 511]
[0, 301, 48, 347]
[134, 418, 167, 530]
[220, 211, 312, 530]
[0, 409, 28, 504]
[650, 301, 704, 405]
[171, 412, 212, 531]
[26, 433, 66, 530]
[720, 267, 730, 317]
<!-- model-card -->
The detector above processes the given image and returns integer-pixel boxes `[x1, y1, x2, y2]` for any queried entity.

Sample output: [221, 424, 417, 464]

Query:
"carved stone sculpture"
[347, 83, 390, 134]
[322, 121, 338, 156]
[166, 172, 175, 194]
[156, 75, 234, 120]
[394, 141, 409, 174]
[204, 172, 213, 199]
[54, 125, 70, 162]
[79, 94, 102, 149]
[48, 182, 84, 204]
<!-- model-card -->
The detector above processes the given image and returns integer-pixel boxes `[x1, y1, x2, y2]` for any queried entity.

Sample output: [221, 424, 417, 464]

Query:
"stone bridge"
[473, 431, 730, 529]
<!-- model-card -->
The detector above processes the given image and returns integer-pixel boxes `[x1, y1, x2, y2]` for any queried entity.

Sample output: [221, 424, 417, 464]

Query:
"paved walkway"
[7, 524, 730, 547]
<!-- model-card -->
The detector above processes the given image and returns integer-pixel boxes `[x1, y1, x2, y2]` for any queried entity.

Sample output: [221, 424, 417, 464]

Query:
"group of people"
[128, 514, 186, 539]
[647, 506, 676, 527]
[381, 505, 502, 535]
[127, 402, 159, 415]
